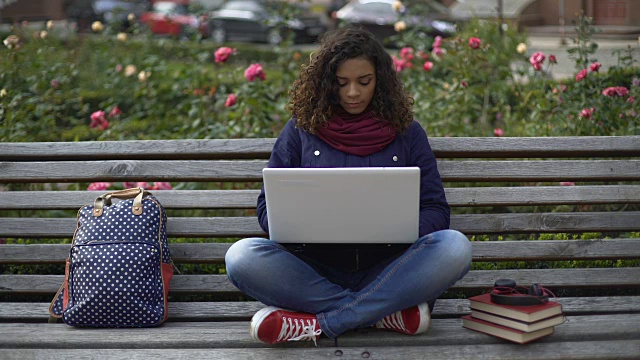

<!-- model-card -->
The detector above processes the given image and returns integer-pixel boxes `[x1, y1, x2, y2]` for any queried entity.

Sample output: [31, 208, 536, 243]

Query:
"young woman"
[225, 26, 472, 345]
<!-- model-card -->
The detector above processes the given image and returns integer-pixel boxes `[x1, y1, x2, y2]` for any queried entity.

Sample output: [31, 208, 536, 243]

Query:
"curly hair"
[288, 26, 414, 134]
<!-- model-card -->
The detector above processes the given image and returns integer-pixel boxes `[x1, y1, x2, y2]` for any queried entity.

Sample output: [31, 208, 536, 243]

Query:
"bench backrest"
[1, 136, 639, 302]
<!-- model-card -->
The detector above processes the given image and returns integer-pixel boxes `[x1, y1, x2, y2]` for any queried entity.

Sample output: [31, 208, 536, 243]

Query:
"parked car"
[65, 0, 149, 32]
[335, 0, 456, 45]
[95, 0, 149, 26]
[139, 0, 210, 38]
[209, 0, 327, 45]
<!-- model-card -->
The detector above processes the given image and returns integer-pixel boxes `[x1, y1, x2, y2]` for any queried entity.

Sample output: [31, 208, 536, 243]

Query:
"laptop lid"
[262, 167, 420, 244]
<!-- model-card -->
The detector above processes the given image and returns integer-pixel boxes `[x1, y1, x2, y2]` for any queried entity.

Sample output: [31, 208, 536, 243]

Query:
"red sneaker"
[250, 307, 322, 345]
[374, 302, 431, 335]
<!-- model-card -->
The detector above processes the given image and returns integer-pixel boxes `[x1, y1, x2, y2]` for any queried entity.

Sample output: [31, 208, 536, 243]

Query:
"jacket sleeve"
[409, 122, 450, 236]
[256, 119, 302, 235]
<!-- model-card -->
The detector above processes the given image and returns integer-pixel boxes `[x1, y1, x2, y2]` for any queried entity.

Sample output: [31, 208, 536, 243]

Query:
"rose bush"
[0, 11, 638, 143]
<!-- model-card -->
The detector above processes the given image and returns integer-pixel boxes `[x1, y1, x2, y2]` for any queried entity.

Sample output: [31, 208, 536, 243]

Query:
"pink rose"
[532, 62, 542, 71]
[529, 52, 545, 65]
[589, 62, 601, 72]
[628, 96, 635, 103]
[50, 79, 59, 89]
[433, 36, 443, 48]
[602, 86, 629, 97]
[152, 182, 172, 190]
[108, 106, 121, 118]
[214, 47, 235, 63]
[399, 47, 414, 60]
[98, 120, 109, 131]
[87, 182, 112, 191]
[559, 182, 575, 186]
[244, 63, 266, 81]
[90, 110, 105, 123]
[115, 64, 123, 72]
[575, 69, 588, 82]
[225, 93, 237, 107]
[136, 182, 150, 189]
[432, 47, 444, 57]
[548, 54, 557, 64]
[460, 81, 468, 88]
[579, 107, 595, 119]
[423, 61, 433, 71]
[468, 37, 481, 49]
[90, 110, 109, 131]
[392, 56, 408, 72]
[122, 182, 138, 189]
[493, 128, 504, 137]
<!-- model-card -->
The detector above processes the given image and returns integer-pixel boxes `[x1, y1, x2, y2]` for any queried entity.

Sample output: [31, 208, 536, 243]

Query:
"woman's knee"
[225, 237, 271, 275]
[431, 229, 472, 268]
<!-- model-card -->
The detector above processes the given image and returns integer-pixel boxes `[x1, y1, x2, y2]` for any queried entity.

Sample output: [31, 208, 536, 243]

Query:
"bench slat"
[2, 136, 638, 160]
[429, 136, 640, 158]
[0, 160, 269, 183]
[4, 340, 640, 360]
[2, 296, 638, 322]
[446, 185, 640, 206]
[0, 139, 276, 161]
[0, 190, 262, 210]
[2, 268, 638, 295]
[2, 239, 639, 264]
[1, 315, 638, 348]
[2, 160, 639, 183]
[453, 211, 640, 234]
[1, 185, 639, 210]
[438, 160, 640, 182]
[1, 212, 637, 238]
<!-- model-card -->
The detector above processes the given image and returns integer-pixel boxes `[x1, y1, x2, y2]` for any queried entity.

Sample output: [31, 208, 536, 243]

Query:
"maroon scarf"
[315, 107, 396, 156]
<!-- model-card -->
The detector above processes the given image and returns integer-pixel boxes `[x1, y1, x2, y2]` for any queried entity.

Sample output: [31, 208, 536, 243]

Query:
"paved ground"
[527, 35, 639, 79]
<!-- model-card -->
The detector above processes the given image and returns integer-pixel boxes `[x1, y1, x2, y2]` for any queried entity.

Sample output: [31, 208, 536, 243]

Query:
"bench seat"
[2, 316, 640, 359]
[1, 136, 639, 359]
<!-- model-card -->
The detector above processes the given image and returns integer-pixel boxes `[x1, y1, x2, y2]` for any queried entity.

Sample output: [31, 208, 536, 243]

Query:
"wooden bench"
[1, 136, 639, 359]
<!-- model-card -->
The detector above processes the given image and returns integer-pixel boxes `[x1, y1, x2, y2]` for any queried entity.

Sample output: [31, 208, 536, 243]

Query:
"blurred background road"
[528, 35, 639, 79]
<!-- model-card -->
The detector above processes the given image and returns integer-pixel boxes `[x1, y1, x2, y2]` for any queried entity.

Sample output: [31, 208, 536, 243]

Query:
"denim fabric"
[225, 229, 472, 338]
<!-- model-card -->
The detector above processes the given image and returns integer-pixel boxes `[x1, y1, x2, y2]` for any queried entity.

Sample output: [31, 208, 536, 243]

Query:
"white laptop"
[262, 167, 420, 244]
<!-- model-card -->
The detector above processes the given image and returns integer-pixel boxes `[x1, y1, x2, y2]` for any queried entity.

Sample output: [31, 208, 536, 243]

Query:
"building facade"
[448, 0, 640, 27]
[0, 0, 66, 23]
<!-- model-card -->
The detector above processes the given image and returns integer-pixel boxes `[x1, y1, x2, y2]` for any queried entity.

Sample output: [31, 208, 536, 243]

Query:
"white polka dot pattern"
[49, 194, 173, 327]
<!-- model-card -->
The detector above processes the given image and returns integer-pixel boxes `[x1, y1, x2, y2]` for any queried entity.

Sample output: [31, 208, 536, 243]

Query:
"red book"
[462, 315, 554, 344]
[471, 309, 565, 332]
[468, 293, 563, 322]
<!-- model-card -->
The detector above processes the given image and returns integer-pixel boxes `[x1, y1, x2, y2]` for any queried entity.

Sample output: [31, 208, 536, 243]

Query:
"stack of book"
[462, 293, 565, 344]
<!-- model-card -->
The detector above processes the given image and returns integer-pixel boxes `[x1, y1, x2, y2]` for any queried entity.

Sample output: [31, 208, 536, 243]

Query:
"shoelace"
[277, 316, 322, 346]
[376, 310, 407, 332]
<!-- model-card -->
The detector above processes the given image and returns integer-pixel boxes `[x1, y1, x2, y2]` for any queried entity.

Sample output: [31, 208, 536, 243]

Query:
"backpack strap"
[93, 187, 151, 216]
[48, 259, 70, 322]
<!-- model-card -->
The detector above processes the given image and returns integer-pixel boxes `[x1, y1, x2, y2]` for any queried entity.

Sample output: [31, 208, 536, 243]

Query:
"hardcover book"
[470, 309, 565, 332]
[462, 315, 554, 344]
[468, 293, 563, 322]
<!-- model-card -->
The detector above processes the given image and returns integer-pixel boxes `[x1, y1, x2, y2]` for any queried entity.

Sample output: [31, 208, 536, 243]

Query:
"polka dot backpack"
[49, 187, 174, 327]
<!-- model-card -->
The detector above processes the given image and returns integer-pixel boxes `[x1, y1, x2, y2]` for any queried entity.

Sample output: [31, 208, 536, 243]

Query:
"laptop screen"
[263, 167, 420, 244]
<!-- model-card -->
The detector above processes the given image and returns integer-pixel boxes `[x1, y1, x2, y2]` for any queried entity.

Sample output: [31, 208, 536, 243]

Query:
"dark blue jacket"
[256, 118, 450, 270]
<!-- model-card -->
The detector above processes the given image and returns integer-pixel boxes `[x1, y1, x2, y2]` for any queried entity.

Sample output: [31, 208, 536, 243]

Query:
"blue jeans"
[225, 229, 472, 338]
